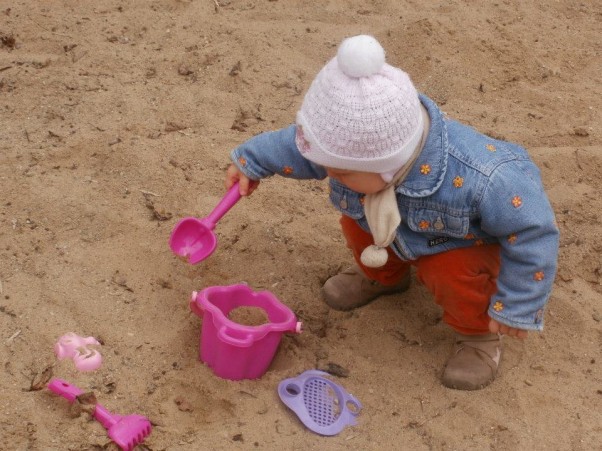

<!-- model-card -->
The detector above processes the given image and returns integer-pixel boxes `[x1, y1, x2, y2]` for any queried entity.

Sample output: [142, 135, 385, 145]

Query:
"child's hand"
[226, 164, 259, 196]
[489, 319, 529, 339]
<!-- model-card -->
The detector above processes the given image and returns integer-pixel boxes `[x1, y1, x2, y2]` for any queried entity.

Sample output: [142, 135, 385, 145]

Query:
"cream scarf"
[360, 105, 431, 267]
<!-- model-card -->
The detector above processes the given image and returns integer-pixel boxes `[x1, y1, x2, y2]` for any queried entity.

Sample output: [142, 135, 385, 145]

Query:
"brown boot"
[321, 265, 410, 311]
[442, 333, 503, 390]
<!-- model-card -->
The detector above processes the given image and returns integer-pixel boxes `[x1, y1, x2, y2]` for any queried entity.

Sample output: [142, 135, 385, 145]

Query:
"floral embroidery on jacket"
[453, 176, 464, 188]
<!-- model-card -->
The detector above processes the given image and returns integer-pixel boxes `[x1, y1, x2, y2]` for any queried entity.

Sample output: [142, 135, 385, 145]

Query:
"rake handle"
[93, 404, 120, 429]
[48, 379, 119, 429]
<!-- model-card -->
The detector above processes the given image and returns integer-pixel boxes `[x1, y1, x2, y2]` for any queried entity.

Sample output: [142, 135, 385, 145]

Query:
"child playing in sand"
[224, 35, 559, 390]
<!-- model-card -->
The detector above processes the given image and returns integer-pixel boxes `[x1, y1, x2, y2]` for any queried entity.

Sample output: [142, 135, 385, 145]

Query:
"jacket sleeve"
[230, 125, 327, 181]
[479, 158, 559, 331]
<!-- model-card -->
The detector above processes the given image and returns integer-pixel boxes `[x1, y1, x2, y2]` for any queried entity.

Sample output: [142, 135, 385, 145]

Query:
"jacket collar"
[396, 94, 448, 198]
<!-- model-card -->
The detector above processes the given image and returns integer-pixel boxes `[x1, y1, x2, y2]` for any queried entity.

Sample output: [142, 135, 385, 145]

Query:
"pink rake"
[48, 378, 151, 451]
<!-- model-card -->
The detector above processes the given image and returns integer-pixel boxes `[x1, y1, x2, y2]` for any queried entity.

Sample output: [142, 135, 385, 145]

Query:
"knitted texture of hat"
[296, 35, 423, 173]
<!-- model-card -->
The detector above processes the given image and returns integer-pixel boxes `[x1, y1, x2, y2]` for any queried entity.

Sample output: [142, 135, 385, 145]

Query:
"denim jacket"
[231, 95, 559, 331]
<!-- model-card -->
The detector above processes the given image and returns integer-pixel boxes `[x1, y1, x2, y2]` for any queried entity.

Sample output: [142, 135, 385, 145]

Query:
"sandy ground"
[1, 1, 601, 449]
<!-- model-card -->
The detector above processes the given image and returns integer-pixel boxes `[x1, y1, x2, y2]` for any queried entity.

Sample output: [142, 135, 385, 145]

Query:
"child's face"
[325, 168, 387, 194]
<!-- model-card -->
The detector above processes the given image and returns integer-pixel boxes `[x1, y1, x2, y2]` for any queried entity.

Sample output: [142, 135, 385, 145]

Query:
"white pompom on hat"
[336, 34, 385, 78]
[295, 34, 424, 175]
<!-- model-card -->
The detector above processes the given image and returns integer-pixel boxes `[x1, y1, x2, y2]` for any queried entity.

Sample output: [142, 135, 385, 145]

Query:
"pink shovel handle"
[204, 183, 242, 228]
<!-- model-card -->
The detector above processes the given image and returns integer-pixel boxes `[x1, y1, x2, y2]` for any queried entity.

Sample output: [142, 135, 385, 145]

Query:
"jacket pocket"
[406, 207, 469, 238]
[329, 180, 365, 219]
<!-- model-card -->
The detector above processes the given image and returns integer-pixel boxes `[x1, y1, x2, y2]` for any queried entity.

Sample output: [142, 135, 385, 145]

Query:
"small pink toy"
[54, 332, 102, 372]
[190, 284, 302, 380]
[48, 378, 152, 451]
[169, 182, 242, 264]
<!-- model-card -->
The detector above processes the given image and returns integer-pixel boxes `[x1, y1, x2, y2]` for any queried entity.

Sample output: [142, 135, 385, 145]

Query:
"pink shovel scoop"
[169, 182, 242, 264]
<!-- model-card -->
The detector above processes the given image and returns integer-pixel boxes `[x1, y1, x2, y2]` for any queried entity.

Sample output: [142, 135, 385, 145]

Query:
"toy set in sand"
[46, 184, 360, 448]
[169, 184, 363, 435]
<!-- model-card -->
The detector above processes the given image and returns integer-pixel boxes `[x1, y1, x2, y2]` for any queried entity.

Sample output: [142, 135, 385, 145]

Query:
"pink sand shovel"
[169, 182, 242, 264]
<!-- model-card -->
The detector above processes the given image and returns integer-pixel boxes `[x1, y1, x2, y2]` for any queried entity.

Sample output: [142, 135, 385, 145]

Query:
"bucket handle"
[189, 291, 204, 317]
[218, 326, 254, 347]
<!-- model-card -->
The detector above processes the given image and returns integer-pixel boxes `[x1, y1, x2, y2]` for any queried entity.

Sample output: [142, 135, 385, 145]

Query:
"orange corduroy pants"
[340, 215, 501, 335]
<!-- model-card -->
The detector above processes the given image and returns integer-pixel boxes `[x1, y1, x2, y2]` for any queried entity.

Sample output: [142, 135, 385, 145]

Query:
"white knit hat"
[295, 35, 424, 175]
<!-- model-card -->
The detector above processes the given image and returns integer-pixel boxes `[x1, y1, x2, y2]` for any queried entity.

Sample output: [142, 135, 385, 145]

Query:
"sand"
[0, 1, 601, 449]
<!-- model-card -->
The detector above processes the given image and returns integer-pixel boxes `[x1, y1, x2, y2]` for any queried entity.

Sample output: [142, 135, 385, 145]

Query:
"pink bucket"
[190, 284, 302, 380]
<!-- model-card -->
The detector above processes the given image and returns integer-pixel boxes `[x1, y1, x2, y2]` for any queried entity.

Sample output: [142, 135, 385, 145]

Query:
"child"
[224, 35, 559, 390]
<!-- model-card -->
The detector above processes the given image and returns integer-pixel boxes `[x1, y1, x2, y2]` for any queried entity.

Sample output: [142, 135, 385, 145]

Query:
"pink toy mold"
[190, 284, 302, 380]
[54, 332, 102, 372]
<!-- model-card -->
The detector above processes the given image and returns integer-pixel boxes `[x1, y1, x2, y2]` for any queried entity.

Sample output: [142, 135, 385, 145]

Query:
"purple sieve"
[277, 370, 362, 436]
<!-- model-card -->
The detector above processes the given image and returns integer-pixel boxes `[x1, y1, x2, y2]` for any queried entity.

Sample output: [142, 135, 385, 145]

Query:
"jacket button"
[339, 198, 348, 209]
[434, 219, 444, 230]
